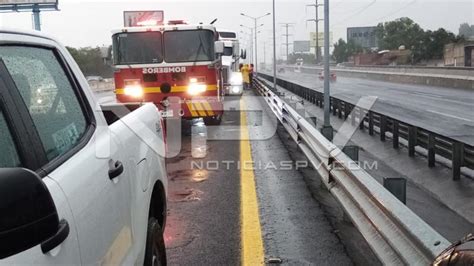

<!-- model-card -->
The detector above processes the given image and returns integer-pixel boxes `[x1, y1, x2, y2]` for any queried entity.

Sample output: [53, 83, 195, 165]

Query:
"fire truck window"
[164, 30, 215, 63]
[113, 32, 163, 65]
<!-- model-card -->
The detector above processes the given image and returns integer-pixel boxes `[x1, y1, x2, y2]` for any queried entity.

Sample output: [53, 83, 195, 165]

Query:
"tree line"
[66, 46, 114, 78]
[333, 18, 470, 64]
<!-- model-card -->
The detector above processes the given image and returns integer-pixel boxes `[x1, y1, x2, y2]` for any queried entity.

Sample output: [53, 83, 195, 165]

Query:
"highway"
[266, 70, 474, 145]
[93, 89, 472, 264]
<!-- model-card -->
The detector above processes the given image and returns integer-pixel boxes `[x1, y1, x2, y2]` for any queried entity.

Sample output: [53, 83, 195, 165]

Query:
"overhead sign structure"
[124, 11, 164, 27]
[293, 41, 311, 53]
[0, 0, 58, 31]
[0, 0, 56, 4]
[310, 32, 333, 47]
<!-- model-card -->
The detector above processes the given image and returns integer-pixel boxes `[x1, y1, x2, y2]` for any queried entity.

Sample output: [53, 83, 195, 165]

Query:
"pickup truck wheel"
[203, 115, 222, 126]
[144, 218, 167, 266]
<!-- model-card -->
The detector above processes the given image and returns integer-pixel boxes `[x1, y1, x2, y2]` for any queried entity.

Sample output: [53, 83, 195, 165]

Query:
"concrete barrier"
[88, 80, 115, 92]
[283, 65, 474, 90]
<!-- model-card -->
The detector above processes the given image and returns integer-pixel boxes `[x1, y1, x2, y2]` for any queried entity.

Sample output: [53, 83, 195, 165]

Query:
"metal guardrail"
[258, 73, 474, 181]
[253, 77, 451, 265]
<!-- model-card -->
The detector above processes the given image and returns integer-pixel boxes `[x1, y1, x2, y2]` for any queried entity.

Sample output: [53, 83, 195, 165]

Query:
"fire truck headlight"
[124, 85, 144, 98]
[187, 84, 207, 95]
[232, 86, 242, 94]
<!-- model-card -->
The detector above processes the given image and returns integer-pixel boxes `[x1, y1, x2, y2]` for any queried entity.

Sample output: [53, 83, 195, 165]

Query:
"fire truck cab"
[111, 16, 225, 125]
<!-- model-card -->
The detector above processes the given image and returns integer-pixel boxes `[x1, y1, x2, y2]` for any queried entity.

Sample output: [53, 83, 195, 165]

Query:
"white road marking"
[427, 109, 474, 123]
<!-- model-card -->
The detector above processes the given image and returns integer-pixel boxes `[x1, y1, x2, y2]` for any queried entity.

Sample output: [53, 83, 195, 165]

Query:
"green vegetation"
[332, 17, 465, 64]
[66, 46, 113, 78]
[376, 17, 462, 62]
[332, 39, 363, 63]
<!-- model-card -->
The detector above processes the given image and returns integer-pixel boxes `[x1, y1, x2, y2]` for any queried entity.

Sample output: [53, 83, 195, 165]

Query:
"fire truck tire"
[203, 115, 222, 126]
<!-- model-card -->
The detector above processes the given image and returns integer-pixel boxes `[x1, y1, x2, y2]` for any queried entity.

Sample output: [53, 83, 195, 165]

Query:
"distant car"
[318, 71, 337, 81]
[278, 67, 286, 73]
[86, 75, 104, 82]
[0, 28, 168, 265]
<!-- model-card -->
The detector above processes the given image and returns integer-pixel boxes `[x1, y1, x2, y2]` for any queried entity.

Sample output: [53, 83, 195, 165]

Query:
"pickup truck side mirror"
[0, 168, 63, 259]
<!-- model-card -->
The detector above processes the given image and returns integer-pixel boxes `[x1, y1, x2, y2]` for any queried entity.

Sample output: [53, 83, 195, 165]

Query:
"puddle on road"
[191, 170, 209, 183]
[170, 188, 204, 202]
[169, 169, 209, 183]
[191, 122, 208, 159]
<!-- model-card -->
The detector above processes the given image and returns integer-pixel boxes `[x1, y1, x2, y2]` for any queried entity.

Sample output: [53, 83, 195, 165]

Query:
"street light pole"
[321, 0, 333, 140]
[272, 0, 277, 91]
[240, 25, 255, 64]
[241, 12, 270, 74]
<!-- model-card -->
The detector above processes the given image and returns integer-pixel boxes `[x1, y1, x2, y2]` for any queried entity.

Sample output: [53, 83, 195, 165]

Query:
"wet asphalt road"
[91, 90, 377, 264]
[162, 93, 358, 265]
[265, 70, 474, 145]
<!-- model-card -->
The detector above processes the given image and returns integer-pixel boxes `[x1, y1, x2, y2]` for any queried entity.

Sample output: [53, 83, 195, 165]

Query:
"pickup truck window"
[0, 109, 21, 167]
[0, 46, 87, 161]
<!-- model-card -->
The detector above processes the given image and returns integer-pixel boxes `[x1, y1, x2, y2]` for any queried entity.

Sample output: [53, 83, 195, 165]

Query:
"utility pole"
[307, 0, 323, 63]
[281, 23, 294, 62]
[321, 0, 333, 140]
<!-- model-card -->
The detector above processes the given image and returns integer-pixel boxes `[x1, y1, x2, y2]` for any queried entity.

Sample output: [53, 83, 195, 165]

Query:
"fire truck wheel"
[203, 115, 222, 126]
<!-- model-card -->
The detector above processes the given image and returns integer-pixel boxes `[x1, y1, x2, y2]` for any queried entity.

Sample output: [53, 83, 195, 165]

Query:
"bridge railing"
[253, 77, 452, 265]
[258, 72, 474, 181]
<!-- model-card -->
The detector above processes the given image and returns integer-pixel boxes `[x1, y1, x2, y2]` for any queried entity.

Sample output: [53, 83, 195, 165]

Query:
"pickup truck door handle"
[41, 219, 69, 254]
[109, 160, 124, 180]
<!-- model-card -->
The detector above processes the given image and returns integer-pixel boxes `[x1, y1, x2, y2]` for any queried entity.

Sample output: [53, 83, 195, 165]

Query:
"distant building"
[347, 26, 379, 49]
[444, 41, 474, 67]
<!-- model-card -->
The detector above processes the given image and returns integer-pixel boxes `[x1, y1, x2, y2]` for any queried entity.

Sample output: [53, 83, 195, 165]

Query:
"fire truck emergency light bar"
[123, 10, 164, 27]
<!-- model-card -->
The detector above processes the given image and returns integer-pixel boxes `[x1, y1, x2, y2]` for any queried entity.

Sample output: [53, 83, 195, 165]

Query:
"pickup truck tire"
[203, 115, 222, 126]
[144, 218, 167, 266]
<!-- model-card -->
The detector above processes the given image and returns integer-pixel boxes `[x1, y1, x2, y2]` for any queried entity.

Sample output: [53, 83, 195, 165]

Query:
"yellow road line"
[240, 99, 265, 265]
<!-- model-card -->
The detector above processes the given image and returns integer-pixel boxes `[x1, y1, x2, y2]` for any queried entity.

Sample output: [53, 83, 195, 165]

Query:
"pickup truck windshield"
[113, 32, 163, 65]
[163, 30, 215, 63]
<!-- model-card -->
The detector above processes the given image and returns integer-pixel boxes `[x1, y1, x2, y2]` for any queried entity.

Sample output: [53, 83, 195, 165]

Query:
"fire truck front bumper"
[159, 99, 224, 119]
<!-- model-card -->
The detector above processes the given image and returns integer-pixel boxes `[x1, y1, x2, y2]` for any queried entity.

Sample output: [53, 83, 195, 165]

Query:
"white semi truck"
[218, 30, 244, 95]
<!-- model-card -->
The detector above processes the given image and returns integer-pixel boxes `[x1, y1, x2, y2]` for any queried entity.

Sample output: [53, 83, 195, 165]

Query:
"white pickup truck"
[0, 29, 168, 265]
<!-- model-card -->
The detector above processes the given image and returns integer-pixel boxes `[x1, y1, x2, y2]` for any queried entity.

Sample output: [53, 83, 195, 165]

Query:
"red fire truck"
[111, 11, 225, 125]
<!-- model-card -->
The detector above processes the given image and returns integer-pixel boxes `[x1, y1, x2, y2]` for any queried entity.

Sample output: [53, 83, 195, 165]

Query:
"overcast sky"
[0, 0, 472, 59]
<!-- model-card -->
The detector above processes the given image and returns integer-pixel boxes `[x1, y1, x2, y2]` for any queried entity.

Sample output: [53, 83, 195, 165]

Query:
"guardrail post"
[351, 105, 356, 126]
[452, 142, 464, 181]
[408, 126, 417, 157]
[368, 112, 374, 136]
[342, 146, 359, 162]
[380, 116, 387, 141]
[393, 121, 399, 149]
[428, 134, 436, 167]
[359, 108, 365, 130]
[332, 99, 337, 116]
[383, 177, 407, 204]
[337, 101, 342, 119]
[343, 103, 349, 120]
